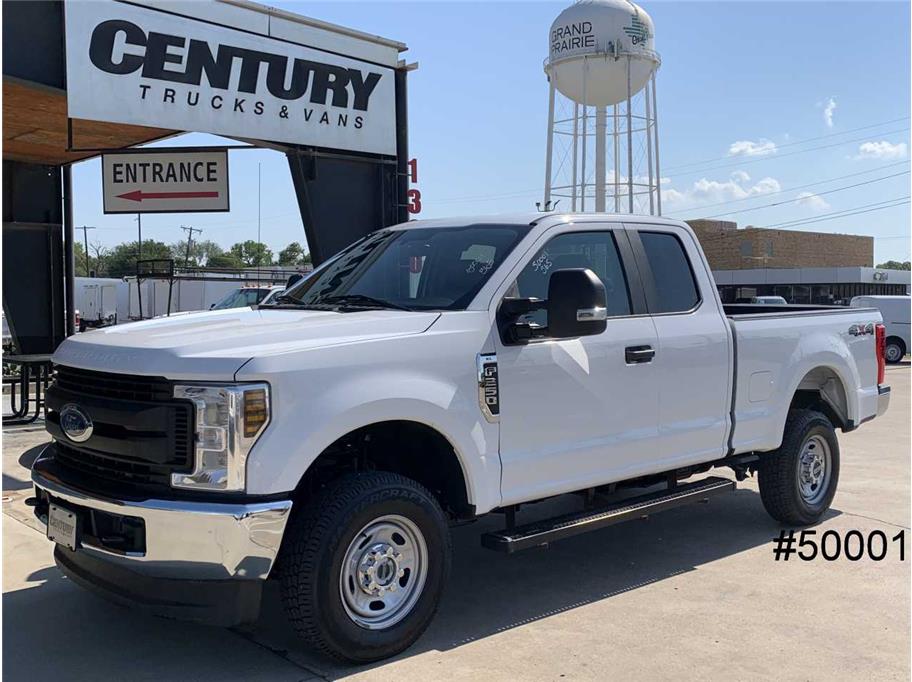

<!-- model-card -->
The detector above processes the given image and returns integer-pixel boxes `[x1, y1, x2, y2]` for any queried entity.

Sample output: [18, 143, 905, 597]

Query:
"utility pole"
[75, 225, 96, 276]
[180, 225, 202, 266]
[257, 161, 262, 281]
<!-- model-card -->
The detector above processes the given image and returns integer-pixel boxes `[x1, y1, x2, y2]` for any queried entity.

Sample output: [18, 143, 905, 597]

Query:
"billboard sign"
[65, 1, 397, 155]
[102, 149, 229, 214]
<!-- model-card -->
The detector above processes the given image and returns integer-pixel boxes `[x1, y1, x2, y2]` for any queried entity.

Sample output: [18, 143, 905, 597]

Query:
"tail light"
[875, 323, 886, 385]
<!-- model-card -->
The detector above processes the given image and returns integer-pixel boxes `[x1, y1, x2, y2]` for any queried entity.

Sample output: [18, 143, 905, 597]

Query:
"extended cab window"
[511, 231, 631, 325]
[639, 231, 700, 313]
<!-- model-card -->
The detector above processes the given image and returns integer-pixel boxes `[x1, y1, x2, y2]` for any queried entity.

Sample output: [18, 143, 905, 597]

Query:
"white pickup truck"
[32, 213, 890, 662]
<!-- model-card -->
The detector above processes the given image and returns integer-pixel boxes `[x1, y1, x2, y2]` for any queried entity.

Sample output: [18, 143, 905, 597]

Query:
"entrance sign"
[102, 150, 229, 214]
[65, 1, 397, 155]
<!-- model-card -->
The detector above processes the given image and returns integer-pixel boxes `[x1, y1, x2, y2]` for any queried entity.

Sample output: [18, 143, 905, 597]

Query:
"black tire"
[279, 471, 451, 663]
[884, 337, 905, 364]
[758, 409, 840, 526]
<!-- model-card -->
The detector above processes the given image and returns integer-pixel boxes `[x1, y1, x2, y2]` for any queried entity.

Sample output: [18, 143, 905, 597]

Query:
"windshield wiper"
[260, 293, 338, 310]
[319, 294, 413, 311]
[271, 293, 303, 304]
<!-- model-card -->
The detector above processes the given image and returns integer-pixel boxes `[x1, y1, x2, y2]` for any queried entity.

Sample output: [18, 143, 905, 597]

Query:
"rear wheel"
[758, 409, 840, 526]
[884, 337, 905, 364]
[279, 472, 451, 663]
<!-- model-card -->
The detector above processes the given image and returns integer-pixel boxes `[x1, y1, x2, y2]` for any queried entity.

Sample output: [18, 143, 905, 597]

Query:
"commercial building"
[686, 219, 909, 304]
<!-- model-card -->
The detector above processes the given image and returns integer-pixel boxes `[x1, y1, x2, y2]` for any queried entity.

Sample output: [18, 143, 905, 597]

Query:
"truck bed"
[725, 304, 882, 456]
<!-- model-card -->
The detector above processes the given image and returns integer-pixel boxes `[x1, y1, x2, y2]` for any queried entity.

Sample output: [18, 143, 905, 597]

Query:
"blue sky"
[72, 1, 911, 264]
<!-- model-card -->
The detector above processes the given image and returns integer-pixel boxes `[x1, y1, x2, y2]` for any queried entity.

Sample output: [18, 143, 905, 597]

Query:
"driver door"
[495, 225, 660, 506]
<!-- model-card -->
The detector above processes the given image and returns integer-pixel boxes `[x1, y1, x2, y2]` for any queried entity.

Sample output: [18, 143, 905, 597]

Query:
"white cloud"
[796, 191, 831, 211]
[855, 140, 908, 160]
[728, 139, 777, 157]
[663, 171, 781, 209]
[823, 97, 837, 128]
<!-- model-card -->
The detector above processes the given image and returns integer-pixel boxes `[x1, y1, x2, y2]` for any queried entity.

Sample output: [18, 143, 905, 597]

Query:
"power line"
[662, 116, 911, 173]
[664, 127, 909, 178]
[696, 170, 911, 219]
[763, 197, 910, 229]
[666, 160, 910, 215]
[431, 129, 910, 205]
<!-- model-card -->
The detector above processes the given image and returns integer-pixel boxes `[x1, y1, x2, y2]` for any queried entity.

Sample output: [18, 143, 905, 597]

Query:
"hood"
[53, 307, 441, 380]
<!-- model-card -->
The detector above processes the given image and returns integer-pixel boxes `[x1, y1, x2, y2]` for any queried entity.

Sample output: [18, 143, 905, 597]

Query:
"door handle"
[625, 345, 655, 364]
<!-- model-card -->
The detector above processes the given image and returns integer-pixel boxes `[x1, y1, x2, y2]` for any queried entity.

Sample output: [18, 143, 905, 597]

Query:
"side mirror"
[547, 268, 608, 338]
[209, 303, 216, 309]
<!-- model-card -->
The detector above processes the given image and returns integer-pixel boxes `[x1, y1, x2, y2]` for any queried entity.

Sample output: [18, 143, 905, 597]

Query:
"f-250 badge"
[477, 353, 500, 422]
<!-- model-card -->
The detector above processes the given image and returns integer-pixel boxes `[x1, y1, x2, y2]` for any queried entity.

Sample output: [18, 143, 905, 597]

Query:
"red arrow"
[117, 189, 219, 202]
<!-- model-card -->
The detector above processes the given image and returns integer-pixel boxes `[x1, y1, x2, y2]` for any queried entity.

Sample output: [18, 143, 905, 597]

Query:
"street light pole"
[135, 214, 143, 263]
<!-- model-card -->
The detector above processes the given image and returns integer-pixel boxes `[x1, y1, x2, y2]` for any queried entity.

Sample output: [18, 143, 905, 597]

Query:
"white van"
[851, 295, 910, 363]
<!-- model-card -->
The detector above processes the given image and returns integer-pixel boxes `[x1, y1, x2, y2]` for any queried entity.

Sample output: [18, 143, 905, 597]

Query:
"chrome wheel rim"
[339, 514, 428, 630]
[885, 343, 902, 363]
[797, 434, 831, 505]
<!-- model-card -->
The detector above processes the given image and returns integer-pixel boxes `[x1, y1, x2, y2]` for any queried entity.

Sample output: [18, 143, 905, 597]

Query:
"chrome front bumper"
[31, 450, 292, 581]
[877, 385, 891, 418]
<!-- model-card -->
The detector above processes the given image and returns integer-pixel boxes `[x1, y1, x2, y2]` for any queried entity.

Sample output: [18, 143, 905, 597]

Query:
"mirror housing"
[547, 268, 608, 338]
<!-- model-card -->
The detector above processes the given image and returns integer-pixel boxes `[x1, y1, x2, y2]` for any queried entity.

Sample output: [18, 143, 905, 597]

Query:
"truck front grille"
[54, 365, 173, 402]
[47, 365, 195, 498]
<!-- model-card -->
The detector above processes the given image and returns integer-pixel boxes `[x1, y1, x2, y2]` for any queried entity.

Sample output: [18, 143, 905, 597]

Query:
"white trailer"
[74, 277, 124, 331]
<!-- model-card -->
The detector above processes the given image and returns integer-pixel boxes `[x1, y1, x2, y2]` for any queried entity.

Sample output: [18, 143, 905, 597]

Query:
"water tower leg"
[613, 104, 620, 212]
[544, 80, 555, 206]
[595, 106, 606, 212]
[580, 57, 588, 212]
[571, 103, 579, 212]
[651, 72, 662, 216]
[626, 56, 634, 214]
[645, 78, 655, 216]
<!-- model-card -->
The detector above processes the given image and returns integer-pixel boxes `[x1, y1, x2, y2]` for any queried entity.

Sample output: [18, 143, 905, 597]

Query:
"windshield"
[280, 224, 531, 311]
[212, 288, 270, 310]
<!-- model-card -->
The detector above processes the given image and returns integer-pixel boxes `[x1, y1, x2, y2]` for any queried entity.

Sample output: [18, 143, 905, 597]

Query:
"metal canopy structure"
[2, 0, 412, 355]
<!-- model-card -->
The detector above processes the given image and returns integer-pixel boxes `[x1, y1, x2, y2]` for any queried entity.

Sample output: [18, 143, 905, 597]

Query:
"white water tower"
[543, 0, 662, 214]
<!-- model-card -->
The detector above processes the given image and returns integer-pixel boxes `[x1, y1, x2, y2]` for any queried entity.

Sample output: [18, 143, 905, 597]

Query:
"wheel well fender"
[290, 417, 476, 520]
[789, 366, 851, 431]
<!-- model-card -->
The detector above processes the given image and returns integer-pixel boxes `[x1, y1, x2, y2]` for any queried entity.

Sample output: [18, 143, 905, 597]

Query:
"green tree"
[875, 260, 911, 271]
[73, 242, 109, 277]
[207, 252, 245, 269]
[106, 240, 173, 277]
[229, 240, 273, 267]
[278, 241, 305, 265]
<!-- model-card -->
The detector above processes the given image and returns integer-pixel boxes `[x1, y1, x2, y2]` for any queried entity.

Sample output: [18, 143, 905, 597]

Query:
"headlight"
[171, 383, 270, 492]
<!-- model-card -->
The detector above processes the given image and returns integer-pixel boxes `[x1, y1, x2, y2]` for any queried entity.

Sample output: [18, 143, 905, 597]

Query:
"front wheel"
[279, 472, 451, 663]
[758, 409, 840, 526]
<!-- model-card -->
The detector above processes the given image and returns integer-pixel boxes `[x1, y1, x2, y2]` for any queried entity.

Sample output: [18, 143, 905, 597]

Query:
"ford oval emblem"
[59, 403, 93, 443]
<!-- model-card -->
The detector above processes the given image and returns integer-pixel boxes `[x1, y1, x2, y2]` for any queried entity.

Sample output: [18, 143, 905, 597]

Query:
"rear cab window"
[637, 231, 700, 314]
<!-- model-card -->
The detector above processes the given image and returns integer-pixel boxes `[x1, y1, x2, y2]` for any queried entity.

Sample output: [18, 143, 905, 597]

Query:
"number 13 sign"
[407, 158, 421, 215]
